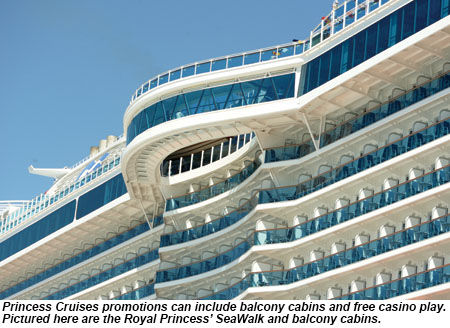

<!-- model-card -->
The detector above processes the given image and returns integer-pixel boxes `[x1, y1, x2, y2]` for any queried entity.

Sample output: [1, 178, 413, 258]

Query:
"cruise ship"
[1, 0, 449, 300]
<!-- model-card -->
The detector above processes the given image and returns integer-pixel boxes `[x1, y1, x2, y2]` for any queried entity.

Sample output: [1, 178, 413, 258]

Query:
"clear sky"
[0, 0, 333, 201]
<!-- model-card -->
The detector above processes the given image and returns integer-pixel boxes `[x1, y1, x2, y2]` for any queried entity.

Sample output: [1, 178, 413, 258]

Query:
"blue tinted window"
[416, 0, 429, 31]
[353, 30, 366, 66]
[300, 0, 449, 96]
[127, 74, 295, 144]
[319, 51, 331, 85]
[365, 24, 378, 59]
[295, 43, 304, 55]
[429, 0, 442, 24]
[402, 2, 415, 39]
[330, 44, 342, 79]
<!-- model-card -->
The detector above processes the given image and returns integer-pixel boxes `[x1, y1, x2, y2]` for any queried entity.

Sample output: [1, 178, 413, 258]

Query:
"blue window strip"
[126, 74, 295, 145]
[0, 217, 163, 300]
[76, 174, 128, 219]
[300, 0, 450, 96]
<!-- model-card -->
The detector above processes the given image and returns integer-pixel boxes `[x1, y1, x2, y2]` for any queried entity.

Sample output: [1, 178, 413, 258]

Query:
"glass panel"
[170, 159, 180, 176]
[192, 152, 202, 170]
[223, 84, 245, 108]
[319, 51, 331, 85]
[211, 59, 226, 71]
[196, 89, 216, 113]
[159, 74, 169, 85]
[212, 146, 221, 162]
[415, 0, 429, 32]
[181, 156, 191, 173]
[272, 74, 294, 99]
[244, 52, 259, 65]
[241, 79, 263, 105]
[357, 0, 366, 19]
[279, 45, 294, 58]
[261, 49, 276, 61]
[184, 90, 203, 113]
[162, 97, 177, 120]
[150, 78, 158, 89]
[172, 95, 189, 119]
[182, 65, 195, 77]
[212, 84, 232, 110]
[169, 69, 181, 81]
[227, 55, 243, 68]
[353, 30, 366, 66]
[153, 103, 166, 126]
[294, 42, 304, 55]
[402, 2, 415, 39]
[196, 62, 211, 74]
[377, 16, 390, 53]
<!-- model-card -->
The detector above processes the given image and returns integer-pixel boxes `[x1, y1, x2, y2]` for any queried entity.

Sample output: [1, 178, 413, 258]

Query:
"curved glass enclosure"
[126, 74, 295, 144]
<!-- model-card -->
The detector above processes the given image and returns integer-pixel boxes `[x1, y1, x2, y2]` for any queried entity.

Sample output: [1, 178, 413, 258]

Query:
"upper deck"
[128, 0, 393, 106]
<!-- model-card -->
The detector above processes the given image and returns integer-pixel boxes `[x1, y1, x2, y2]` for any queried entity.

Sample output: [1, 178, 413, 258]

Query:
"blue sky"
[0, 0, 332, 200]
